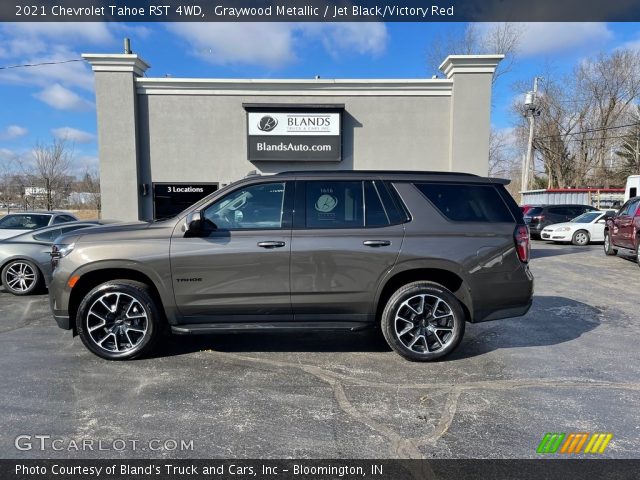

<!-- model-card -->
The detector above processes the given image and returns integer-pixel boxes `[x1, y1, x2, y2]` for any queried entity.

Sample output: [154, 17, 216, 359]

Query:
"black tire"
[571, 229, 590, 246]
[636, 241, 640, 268]
[381, 281, 465, 362]
[603, 231, 618, 256]
[1, 259, 43, 296]
[76, 280, 162, 360]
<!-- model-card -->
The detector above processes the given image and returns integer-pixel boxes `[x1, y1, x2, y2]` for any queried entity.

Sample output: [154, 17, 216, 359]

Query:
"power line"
[0, 59, 83, 70]
[534, 122, 640, 141]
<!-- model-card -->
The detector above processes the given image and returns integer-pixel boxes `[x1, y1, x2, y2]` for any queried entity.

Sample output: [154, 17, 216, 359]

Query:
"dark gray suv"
[49, 171, 533, 361]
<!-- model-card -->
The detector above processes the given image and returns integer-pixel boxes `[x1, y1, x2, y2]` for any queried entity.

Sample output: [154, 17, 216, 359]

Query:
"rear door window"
[414, 183, 514, 223]
[305, 181, 363, 229]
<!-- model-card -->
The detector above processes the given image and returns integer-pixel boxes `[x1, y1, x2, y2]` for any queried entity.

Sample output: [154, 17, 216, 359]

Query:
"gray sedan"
[0, 221, 105, 295]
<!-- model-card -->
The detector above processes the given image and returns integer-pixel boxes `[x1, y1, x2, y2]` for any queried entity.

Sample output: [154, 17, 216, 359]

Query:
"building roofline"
[134, 77, 454, 97]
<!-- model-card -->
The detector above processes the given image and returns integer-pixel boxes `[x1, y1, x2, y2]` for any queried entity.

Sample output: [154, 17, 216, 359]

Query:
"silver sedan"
[0, 221, 105, 295]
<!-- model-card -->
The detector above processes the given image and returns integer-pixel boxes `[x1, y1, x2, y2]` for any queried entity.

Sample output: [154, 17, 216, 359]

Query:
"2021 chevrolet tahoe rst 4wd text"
[49, 171, 534, 361]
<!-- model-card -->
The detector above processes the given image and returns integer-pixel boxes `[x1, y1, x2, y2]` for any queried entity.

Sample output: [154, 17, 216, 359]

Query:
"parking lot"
[1, 241, 639, 459]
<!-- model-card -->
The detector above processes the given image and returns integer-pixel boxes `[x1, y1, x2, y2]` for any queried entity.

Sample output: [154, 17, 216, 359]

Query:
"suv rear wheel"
[381, 281, 465, 361]
[604, 231, 618, 256]
[76, 280, 161, 360]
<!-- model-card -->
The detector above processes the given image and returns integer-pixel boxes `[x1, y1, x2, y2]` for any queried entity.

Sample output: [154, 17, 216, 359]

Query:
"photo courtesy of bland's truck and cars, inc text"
[0, 1, 639, 479]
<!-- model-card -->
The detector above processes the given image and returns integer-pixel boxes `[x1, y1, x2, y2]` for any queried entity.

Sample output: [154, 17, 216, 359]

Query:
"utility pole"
[522, 77, 542, 193]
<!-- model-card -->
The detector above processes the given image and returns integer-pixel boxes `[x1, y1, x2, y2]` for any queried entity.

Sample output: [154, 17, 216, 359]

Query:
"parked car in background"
[541, 210, 616, 246]
[524, 204, 598, 239]
[520, 204, 540, 215]
[0, 211, 78, 240]
[49, 171, 533, 362]
[604, 196, 640, 267]
[0, 221, 106, 295]
[624, 175, 640, 202]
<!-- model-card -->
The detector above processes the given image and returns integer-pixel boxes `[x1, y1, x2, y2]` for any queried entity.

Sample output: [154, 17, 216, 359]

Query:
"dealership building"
[83, 51, 502, 221]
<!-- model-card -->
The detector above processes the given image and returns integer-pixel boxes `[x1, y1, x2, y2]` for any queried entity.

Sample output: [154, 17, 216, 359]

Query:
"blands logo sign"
[248, 112, 340, 136]
[537, 432, 613, 454]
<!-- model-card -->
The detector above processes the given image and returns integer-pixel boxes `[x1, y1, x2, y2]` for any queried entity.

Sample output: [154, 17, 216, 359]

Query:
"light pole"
[522, 77, 542, 193]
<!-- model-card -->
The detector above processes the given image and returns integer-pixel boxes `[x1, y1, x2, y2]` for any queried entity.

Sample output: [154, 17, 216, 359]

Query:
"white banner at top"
[248, 112, 341, 136]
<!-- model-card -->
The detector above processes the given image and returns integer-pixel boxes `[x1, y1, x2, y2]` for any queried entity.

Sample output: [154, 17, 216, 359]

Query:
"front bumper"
[53, 313, 71, 330]
[541, 230, 571, 241]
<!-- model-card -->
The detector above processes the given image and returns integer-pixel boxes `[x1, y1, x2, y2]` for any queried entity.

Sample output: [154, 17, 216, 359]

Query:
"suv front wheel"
[381, 281, 465, 361]
[76, 280, 161, 360]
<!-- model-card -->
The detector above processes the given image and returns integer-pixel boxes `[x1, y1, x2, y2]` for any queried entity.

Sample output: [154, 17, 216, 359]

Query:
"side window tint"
[617, 202, 629, 216]
[203, 182, 286, 230]
[305, 181, 363, 229]
[548, 207, 564, 215]
[60, 225, 92, 235]
[364, 181, 390, 227]
[33, 228, 61, 242]
[378, 182, 405, 223]
[628, 200, 640, 216]
[52, 216, 66, 225]
[415, 183, 513, 223]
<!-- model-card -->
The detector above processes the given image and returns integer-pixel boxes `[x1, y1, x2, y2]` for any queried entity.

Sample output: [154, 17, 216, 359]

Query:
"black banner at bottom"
[4, 459, 640, 480]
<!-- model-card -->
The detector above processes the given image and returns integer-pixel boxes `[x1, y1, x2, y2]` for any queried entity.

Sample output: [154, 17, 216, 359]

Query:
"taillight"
[514, 225, 530, 263]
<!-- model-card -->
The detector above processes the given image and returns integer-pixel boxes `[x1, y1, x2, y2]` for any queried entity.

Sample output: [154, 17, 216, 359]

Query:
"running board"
[171, 322, 370, 335]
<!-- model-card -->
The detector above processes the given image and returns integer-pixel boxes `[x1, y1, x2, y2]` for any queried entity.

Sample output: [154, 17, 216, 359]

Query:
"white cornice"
[438, 55, 504, 79]
[82, 54, 151, 77]
[135, 78, 453, 97]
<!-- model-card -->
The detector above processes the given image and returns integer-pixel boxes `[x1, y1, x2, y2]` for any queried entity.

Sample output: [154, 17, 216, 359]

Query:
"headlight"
[51, 243, 74, 271]
[556, 227, 571, 232]
[51, 243, 75, 259]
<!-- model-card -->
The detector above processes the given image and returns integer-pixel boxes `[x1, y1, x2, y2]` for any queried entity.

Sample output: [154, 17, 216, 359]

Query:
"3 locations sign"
[246, 109, 342, 162]
[153, 183, 218, 220]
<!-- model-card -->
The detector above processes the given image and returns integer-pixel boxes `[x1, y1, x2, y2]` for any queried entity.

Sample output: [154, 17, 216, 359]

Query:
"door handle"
[257, 241, 286, 249]
[363, 240, 391, 247]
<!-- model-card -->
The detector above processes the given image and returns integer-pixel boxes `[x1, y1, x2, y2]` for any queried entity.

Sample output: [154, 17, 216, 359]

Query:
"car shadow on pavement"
[152, 295, 600, 359]
[449, 295, 601, 360]
[154, 328, 391, 358]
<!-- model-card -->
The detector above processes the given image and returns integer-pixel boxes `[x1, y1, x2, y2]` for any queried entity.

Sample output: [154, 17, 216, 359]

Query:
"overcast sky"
[1, 21, 639, 175]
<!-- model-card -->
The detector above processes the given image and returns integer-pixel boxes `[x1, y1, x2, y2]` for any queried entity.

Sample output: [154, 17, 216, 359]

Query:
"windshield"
[571, 212, 601, 223]
[0, 214, 50, 229]
[525, 207, 543, 216]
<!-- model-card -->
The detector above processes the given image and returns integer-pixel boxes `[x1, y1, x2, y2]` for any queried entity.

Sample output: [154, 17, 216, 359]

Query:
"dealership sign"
[247, 110, 342, 162]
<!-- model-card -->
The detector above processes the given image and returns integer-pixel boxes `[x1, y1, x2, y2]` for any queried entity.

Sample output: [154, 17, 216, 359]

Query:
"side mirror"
[597, 219, 605, 224]
[184, 211, 203, 237]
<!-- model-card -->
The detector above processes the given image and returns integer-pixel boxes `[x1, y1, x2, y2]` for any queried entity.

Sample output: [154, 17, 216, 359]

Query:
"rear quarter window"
[415, 183, 514, 223]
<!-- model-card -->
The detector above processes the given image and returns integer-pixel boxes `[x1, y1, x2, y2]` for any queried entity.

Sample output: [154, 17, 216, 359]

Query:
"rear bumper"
[471, 265, 534, 323]
[475, 299, 532, 322]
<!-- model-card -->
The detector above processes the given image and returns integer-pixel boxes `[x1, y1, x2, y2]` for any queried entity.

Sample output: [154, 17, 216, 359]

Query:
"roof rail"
[274, 170, 478, 176]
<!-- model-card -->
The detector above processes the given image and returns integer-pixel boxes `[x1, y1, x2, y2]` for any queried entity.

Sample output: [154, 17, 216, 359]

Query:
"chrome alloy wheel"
[394, 294, 455, 354]
[86, 292, 149, 354]
[5, 262, 36, 293]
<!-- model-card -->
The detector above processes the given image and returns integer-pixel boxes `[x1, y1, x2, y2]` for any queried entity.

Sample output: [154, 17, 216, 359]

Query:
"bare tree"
[614, 107, 640, 182]
[427, 23, 522, 82]
[513, 49, 640, 189]
[80, 168, 101, 217]
[28, 139, 73, 211]
[575, 49, 640, 186]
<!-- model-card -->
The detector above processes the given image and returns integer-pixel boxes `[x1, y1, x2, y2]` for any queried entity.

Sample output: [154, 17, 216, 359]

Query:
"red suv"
[604, 196, 640, 266]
